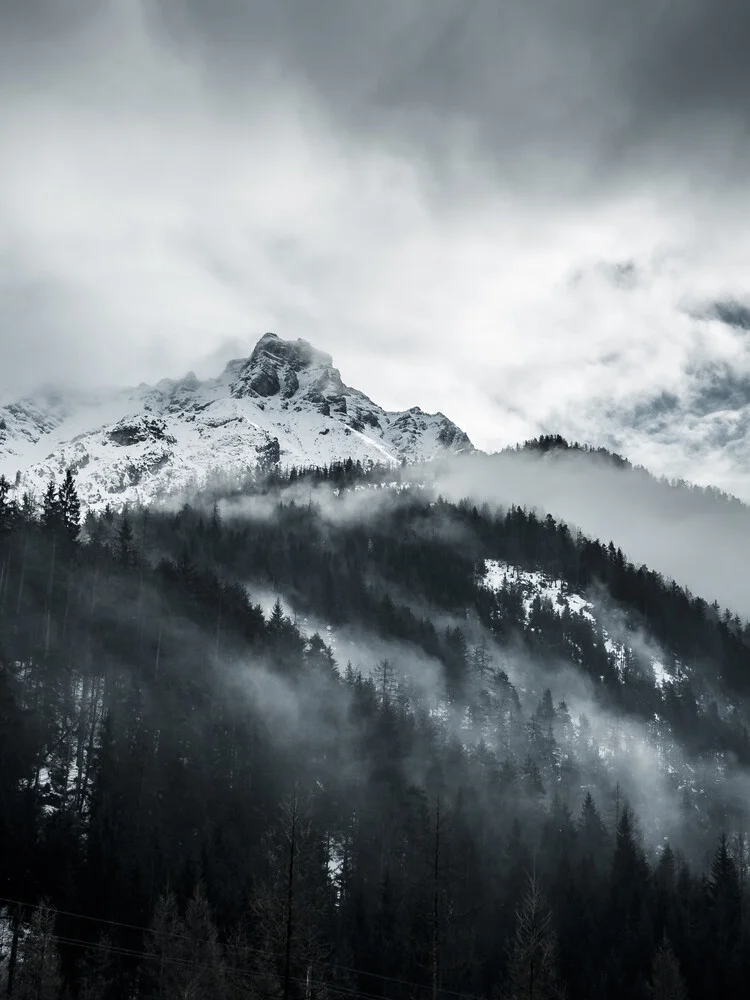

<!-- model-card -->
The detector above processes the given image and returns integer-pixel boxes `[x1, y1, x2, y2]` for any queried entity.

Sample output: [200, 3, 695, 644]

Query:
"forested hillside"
[1, 464, 750, 999]
[432, 439, 750, 620]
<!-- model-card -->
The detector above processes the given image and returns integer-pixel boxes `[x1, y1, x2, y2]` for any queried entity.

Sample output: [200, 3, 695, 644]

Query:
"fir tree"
[268, 597, 287, 635]
[145, 890, 187, 1000]
[648, 937, 687, 1000]
[56, 467, 81, 543]
[182, 883, 227, 999]
[500, 875, 564, 1000]
[117, 513, 133, 566]
[13, 901, 62, 1000]
[41, 478, 61, 533]
[709, 833, 742, 952]
[78, 934, 115, 1000]
[577, 792, 609, 866]
[0, 474, 14, 535]
[21, 489, 37, 522]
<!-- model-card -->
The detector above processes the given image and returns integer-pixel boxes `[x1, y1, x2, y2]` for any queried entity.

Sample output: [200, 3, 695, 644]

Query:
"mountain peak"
[232, 332, 342, 402]
[0, 331, 474, 509]
[249, 332, 334, 370]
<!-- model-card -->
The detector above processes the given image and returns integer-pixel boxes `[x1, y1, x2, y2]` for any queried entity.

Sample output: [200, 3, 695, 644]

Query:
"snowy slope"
[481, 559, 681, 690]
[0, 333, 473, 510]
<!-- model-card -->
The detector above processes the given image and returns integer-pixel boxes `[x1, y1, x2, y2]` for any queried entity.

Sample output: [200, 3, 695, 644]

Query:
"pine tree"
[145, 890, 187, 999]
[252, 788, 330, 1000]
[648, 937, 686, 1000]
[471, 640, 491, 680]
[41, 479, 61, 533]
[577, 792, 609, 867]
[78, 934, 115, 1000]
[305, 633, 338, 678]
[182, 883, 227, 999]
[500, 875, 564, 1000]
[611, 803, 649, 911]
[268, 598, 287, 635]
[13, 901, 62, 1000]
[56, 468, 81, 543]
[210, 500, 222, 539]
[709, 833, 741, 951]
[444, 627, 469, 700]
[117, 513, 133, 566]
[534, 690, 556, 727]
[655, 844, 676, 891]
[0, 474, 15, 535]
[21, 490, 37, 523]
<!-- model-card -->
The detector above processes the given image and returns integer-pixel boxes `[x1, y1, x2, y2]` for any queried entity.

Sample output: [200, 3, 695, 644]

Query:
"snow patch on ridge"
[481, 559, 677, 689]
[481, 559, 597, 623]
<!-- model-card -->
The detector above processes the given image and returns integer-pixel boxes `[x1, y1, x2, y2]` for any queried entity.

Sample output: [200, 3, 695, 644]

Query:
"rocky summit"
[0, 333, 473, 510]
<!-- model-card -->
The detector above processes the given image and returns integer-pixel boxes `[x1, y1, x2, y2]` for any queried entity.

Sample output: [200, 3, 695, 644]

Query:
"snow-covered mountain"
[0, 333, 473, 510]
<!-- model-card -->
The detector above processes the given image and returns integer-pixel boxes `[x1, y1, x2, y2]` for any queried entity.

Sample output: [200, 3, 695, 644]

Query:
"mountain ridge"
[0, 332, 474, 510]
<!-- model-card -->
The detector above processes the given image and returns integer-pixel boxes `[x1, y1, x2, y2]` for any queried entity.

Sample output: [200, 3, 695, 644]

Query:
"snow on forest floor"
[481, 559, 677, 690]
[481, 559, 596, 622]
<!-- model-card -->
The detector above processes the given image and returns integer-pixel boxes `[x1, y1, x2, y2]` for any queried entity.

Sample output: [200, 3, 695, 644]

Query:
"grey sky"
[2, 0, 750, 495]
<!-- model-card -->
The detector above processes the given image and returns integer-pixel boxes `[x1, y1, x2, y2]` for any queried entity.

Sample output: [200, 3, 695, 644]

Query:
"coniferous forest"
[2, 463, 750, 999]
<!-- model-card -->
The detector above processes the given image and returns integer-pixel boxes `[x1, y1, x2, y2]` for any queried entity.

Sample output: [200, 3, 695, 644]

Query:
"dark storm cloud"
[615, 392, 681, 433]
[627, 1, 750, 121]
[6, 0, 745, 192]
[685, 363, 750, 417]
[610, 368, 750, 437]
[138, 0, 750, 192]
[707, 301, 750, 332]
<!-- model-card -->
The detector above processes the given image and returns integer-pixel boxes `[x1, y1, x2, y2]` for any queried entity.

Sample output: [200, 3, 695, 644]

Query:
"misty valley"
[1, 456, 749, 999]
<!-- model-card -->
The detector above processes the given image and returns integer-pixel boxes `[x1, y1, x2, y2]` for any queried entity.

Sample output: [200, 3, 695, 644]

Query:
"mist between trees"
[426, 441, 750, 619]
[1, 460, 750, 999]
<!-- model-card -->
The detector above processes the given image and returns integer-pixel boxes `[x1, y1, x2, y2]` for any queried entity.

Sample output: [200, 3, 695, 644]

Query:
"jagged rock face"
[250, 332, 334, 372]
[0, 332, 475, 510]
[108, 417, 175, 447]
[231, 334, 352, 423]
[232, 333, 343, 401]
[388, 407, 472, 461]
[438, 420, 472, 449]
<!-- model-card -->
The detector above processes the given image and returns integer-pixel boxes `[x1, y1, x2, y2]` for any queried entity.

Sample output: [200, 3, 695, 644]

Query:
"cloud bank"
[431, 449, 750, 618]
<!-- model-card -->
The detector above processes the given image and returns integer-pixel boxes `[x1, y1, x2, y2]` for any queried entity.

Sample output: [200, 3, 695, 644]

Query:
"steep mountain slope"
[0, 333, 473, 510]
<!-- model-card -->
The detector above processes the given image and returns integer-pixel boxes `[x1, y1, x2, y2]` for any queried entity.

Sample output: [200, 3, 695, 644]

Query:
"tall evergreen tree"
[500, 875, 564, 1000]
[144, 890, 187, 1000]
[0, 473, 15, 535]
[12, 902, 62, 1000]
[78, 935, 116, 1000]
[648, 938, 687, 1000]
[117, 513, 133, 566]
[41, 479, 61, 533]
[56, 468, 81, 543]
[709, 833, 742, 953]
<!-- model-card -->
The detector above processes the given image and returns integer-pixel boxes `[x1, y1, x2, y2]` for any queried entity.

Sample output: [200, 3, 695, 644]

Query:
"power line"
[47, 931, 423, 1000]
[0, 895, 488, 1000]
[47, 933, 389, 1000]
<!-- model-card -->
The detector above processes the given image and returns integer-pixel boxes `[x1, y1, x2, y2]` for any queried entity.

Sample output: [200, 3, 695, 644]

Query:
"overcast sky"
[2, 1, 750, 495]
